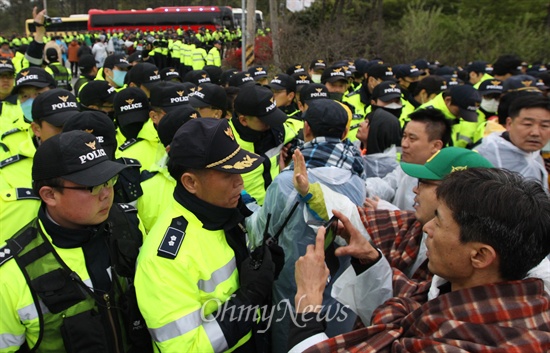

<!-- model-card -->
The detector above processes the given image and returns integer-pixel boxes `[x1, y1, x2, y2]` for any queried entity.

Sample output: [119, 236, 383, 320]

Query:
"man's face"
[401, 121, 439, 164]
[192, 169, 243, 208]
[0, 71, 14, 97]
[412, 179, 440, 225]
[47, 178, 115, 229]
[272, 89, 294, 107]
[423, 200, 474, 284]
[355, 119, 370, 143]
[325, 80, 348, 94]
[241, 115, 270, 132]
[31, 120, 63, 142]
[506, 107, 550, 153]
[18, 86, 50, 103]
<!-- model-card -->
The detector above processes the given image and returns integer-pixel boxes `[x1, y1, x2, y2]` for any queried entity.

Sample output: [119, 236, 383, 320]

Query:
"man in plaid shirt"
[289, 167, 550, 352]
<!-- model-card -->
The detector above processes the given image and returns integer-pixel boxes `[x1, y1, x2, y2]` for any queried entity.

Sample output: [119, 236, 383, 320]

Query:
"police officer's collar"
[3, 94, 18, 105]
[39, 206, 103, 249]
[174, 184, 247, 232]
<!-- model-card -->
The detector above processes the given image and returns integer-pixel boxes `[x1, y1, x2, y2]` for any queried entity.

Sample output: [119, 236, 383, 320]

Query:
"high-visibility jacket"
[473, 73, 494, 89]
[0, 94, 26, 146]
[136, 155, 176, 233]
[229, 120, 298, 205]
[191, 47, 207, 70]
[12, 51, 29, 73]
[206, 47, 221, 67]
[45, 63, 71, 91]
[0, 205, 146, 353]
[115, 120, 164, 172]
[135, 199, 252, 352]
[418, 93, 480, 148]
[0, 130, 35, 190]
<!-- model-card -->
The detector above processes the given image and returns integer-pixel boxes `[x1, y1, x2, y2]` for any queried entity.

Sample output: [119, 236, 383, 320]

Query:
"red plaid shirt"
[305, 272, 550, 352]
[358, 208, 431, 281]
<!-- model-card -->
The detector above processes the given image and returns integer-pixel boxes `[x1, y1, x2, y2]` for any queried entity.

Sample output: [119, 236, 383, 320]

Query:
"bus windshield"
[25, 15, 88, 36]
[88, 7, 235, 33]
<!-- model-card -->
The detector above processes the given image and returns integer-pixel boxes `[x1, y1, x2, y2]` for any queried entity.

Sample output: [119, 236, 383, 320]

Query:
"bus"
[25, 15, 88, 36]
[232, 9, 264, 30]
[87, 7, 235, 33]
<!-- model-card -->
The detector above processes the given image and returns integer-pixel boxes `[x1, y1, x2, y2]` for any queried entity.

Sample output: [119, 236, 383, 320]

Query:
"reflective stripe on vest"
[0, 333, 25, 349]
[197, 257, 236, 293]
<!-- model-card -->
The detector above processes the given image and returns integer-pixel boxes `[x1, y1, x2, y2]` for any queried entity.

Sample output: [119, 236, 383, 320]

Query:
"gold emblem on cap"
[387, 67, 392, 71]
[342, 66, 349, 71]
[315, 88, 323, 93]
[256, 67, 263, 71]
[451, 78, 457, 82]
[190, 87, 196, 92]
[295, 65, 302, 69]
[333, 68, 342, 73]
[270, 97, 275, 103]
[299, 75, 308, 80]
[245, 73, 251, 77]
[197, 86, 203, 92]
[59, 96, 69, 102]
[224, 127, 235, 140]
[274, 75, 279, 80]
[85, 129, 94, 134]
[222, 155, 259, 170]
[170, 68, 175, 72]
[202, 74, 207, 78]
[451, 166, 467, 172]
[21, 70, 29, 76]
[426, 150, 440, 163]
[190, 113, 198, 119]
[85, 140, 97, 150]
[125, 98, 134, 104]
[177, 90, 184, 96]
[522, 80, 532, 86]
[317, 60, 324, 63]
[411, 65, 417, 69]
[154, 70, 159, 75]
[389, 84, 396, 88]
[491, 80, 501, 86]
[0, 60, 6, 64]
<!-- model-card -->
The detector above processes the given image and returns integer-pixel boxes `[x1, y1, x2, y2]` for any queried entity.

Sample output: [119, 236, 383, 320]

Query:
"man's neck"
[450, 271, 504, 292]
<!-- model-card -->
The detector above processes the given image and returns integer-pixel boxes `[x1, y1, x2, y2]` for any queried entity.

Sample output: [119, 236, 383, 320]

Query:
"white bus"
[232, 8, 264, 30]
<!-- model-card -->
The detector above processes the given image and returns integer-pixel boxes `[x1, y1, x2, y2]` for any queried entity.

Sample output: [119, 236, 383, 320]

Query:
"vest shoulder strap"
[118, 138, 143, 151]
[157, 216, 188, 260]
[1, 127, 21, 139]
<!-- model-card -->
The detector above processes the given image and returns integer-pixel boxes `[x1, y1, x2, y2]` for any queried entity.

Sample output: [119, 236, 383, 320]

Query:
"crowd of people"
[0, 6, 549, 353]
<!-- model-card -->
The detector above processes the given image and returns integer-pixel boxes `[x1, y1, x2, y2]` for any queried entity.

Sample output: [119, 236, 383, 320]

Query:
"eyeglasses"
[416, 178, 440, 189]
[57, 176, 118, 195]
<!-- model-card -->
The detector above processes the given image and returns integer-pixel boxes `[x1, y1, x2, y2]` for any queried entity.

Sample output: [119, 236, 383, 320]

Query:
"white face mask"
[384, 102, 402, 110]
[481, 98, 499, 113]
[311, 74, 322, 83]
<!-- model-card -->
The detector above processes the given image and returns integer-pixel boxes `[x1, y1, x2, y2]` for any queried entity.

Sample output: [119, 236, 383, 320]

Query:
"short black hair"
[407, 107, 452, 146]
[32, 177, 64, 197]
[437, 168, 550, 281]
[508, 94, 550, 119]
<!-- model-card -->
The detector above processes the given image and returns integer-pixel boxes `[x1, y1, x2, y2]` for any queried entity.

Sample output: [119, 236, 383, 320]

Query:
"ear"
[149, 110, 158, 124]
[470, 243, 498, 270]
[30, 121, 41, 139]
[238, 114, 248, 127]
[431, 139, 444, 152]
[128, 82, 138, 88]
[444, 96, 453, 108]
[38, 186, 57, 207]
[505, 117, 513, 130]
[288, 91, 295, 102]
[104, 67, 113, 78]
[180, 172, 199, 194]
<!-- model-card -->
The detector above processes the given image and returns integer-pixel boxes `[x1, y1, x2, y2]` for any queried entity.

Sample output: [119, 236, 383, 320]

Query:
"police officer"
[189, 82, 228, 119]
[0, 59, 20, 135]
[114, 87, 163, 171]
[0, 130, 150, 353]
[44, 48, 72, 91]
[135, 118, 276, 352]
[137, 106, 199, 232]
[73, 54, 98, 95]
[231, 84, 298, 205]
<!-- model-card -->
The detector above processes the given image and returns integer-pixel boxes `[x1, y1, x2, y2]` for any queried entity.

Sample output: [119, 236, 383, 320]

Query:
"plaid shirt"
[305, 274, 550, 352]
[358, 208, 431, 281]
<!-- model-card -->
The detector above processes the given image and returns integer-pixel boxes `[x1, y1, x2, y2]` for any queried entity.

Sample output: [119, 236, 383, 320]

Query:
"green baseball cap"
[401, 147, 493, 180]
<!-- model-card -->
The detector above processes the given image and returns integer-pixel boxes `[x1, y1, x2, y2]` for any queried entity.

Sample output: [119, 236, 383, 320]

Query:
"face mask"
[112, 70, 127, 88]
[21, 98, 34, 122]
[384, 102, 402, 110]
[480, 98, 499, 114]
[329, 92, 344, 102]
[311, 74, 322, 83]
